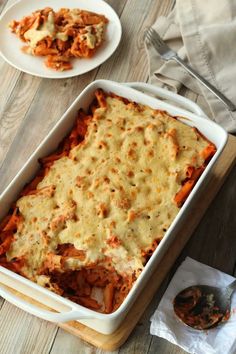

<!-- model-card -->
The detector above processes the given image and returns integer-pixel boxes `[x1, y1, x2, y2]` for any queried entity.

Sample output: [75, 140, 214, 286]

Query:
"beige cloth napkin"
[146, 0, 236, 133]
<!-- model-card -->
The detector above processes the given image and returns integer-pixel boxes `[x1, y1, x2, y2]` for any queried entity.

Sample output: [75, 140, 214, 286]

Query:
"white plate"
[0, 0, 122, 78]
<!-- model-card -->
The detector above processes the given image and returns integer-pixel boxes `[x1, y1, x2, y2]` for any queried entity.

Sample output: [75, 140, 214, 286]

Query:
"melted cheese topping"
[80, 24, 105, 49]
[7, 96, 210, 284]
[24, 10, 104, 50]
[24, 11, 71, 48]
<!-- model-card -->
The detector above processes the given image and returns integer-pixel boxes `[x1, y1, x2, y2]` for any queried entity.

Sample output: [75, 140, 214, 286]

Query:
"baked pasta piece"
[0, 90, 216, 313]
[9, 7, 108, 71]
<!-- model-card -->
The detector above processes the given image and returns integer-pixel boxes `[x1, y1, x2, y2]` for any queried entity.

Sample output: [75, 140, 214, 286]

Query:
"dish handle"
[123, 82, 207, 118]
[0, 268, 95, 323]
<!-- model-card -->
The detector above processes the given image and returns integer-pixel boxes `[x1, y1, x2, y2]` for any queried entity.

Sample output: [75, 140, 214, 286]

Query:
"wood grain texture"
[0, 0, 24, 150]
[97, 0, 175, 83]
[0, 301, 57, 354]
[50, 330, 116, 354]
[0, 0, 11, 14]
[0, 0, 235, 353]
[0, 75, 42, 169]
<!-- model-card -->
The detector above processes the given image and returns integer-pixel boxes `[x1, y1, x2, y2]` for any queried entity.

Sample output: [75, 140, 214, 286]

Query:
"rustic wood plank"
[105, 0, 127, 14]
[0, 75, 42, 167]
[181, 164, 236, 274]
[0, 0, 24, 120]
[0, 0, 11, 14]
[50, 330, 119, 354]
[97, 0, 175, 83]
[0, 301, 58, 354]
[118, 276, 171, 354]
[0, 63, 21, 101]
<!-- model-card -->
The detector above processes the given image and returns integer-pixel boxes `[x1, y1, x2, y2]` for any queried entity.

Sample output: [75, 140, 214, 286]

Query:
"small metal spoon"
[173, 280, 236, 330]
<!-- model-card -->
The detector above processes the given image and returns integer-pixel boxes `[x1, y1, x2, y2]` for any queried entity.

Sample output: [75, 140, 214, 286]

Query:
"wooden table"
[0, 0, 236, 353]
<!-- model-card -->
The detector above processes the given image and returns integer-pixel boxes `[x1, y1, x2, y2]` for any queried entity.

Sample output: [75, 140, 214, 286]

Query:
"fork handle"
[173, 56, 236, 112]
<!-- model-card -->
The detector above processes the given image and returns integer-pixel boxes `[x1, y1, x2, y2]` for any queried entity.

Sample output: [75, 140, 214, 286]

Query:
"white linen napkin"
[150, 257, 236, 354]
[145, 0, 236, 133]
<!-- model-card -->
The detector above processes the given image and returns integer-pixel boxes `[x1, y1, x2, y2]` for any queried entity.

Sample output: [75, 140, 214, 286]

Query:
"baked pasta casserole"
[9, 7, 108, 71]
[0, 90, 216, 313]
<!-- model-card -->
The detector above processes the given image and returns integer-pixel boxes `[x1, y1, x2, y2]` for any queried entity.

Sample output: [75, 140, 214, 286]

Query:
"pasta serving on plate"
[9, 7, 108, 71]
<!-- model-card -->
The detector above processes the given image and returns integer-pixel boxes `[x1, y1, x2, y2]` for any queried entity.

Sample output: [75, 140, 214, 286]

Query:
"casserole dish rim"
[0, 79, 228, 332]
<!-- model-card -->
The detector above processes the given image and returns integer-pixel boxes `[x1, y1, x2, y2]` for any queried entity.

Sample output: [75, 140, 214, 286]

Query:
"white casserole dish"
[0, 80, 228, 334]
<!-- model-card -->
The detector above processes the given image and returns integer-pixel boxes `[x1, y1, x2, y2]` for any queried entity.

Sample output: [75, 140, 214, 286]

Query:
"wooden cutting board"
[1, 135, 236, 351]
[59, 134, 236, 351]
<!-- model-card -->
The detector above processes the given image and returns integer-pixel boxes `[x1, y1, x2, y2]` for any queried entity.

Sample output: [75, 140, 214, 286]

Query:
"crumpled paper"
[150, 257, 236, 354]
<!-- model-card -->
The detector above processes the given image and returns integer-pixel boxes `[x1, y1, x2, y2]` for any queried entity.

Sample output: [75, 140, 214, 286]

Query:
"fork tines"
[145, 27, 174, 59]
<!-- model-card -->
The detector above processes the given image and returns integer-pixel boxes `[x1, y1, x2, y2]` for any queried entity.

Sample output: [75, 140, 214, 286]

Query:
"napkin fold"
[150, 257, 236, 354]
[145, 0, 236, 132]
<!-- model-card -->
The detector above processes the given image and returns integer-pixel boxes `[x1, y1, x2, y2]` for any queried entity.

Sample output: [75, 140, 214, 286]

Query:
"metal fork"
[145, 27, 236, 112]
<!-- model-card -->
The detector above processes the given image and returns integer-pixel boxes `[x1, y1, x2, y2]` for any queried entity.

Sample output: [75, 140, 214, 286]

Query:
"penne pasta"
[9, 8, 108, 71]
[0, 89, 216, 313]
[104, 283, 115, 313]
[174, 180, 195, 208]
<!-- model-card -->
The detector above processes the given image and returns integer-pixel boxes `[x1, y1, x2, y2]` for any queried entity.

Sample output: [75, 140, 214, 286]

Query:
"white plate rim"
[0, 0, 122, 79]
